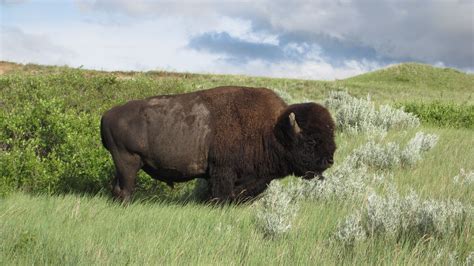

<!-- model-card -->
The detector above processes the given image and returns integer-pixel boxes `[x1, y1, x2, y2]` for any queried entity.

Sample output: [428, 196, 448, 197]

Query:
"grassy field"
[0, 61, 473, 265]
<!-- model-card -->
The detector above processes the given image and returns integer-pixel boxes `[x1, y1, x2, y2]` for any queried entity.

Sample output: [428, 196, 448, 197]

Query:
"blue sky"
[1, 0, 473, 80]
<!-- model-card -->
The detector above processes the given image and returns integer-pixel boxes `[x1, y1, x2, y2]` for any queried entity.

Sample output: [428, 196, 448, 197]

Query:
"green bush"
[400, 102, 474, 129]
[0, 97, 112, 195]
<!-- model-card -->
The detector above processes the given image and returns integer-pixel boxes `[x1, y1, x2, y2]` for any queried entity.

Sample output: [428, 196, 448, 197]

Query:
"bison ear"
[274, 112, 302, 146]
[289, 112, 302, 135]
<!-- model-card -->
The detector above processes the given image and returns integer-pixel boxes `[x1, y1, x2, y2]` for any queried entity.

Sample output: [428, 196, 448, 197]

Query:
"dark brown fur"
[100, 86, 336, 202]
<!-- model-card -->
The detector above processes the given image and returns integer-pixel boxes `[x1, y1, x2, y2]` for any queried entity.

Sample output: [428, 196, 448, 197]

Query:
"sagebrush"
[325, 90, 420, 134]
[334, 187, 471, 245]
[255, 181, 299, 238]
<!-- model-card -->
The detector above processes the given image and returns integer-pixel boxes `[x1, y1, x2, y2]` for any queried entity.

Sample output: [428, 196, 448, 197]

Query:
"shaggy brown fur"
[100, 86, 336, 202]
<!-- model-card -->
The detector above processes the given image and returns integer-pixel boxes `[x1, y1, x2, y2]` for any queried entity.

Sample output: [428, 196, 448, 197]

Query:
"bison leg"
[234, 178, 271, 201]
[111, 151, 142, 202]
[208, 167, 236, 203]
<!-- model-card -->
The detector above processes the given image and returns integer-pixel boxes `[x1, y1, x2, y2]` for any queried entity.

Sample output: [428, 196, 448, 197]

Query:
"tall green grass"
[1, 191, 471, 265]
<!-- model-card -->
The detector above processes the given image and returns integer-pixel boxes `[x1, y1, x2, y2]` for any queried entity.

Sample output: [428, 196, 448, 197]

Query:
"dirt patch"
[0, 61, 21, 75]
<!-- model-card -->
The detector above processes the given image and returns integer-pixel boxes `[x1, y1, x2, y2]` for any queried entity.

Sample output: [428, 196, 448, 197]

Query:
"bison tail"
[100, 116, 109, 150]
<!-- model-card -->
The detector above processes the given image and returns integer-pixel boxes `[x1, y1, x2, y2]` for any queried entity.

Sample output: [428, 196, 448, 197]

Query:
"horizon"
[1, 0, 473, 80]
[2, 60, 472, 81]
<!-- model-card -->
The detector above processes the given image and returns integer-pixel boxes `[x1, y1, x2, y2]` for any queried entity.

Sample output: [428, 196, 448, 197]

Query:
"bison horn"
[289, 112, 302, 134]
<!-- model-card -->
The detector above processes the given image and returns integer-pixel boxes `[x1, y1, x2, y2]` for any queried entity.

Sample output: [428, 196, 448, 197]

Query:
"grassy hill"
[338, 63, 474, 104]
[347, 63, 472, 89]
[0, 61, 473, 265]
[1, 61, 473, 104]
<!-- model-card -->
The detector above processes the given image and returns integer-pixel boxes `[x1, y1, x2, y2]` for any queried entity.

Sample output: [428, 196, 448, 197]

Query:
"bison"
[100, 86, 336, 202]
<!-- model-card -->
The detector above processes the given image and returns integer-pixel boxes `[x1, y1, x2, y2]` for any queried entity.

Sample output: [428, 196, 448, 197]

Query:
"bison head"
[274, 102, 336, 180]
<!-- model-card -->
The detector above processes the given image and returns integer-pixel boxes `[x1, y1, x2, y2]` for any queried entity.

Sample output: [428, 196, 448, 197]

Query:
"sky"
[1, 0, 473, 80]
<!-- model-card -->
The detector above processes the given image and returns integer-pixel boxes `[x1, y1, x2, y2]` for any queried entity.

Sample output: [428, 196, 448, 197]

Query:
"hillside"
[1, 61, 472, 105]
[338, 63, 474, 104]
[347, 63, 472, 89]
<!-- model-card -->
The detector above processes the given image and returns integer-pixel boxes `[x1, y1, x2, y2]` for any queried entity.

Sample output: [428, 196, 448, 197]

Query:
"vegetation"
[255, 181, 299, 238]
[0, 61, 473, 264]
[400, 102, 474, 129]
[339, 63, 474, 104]
[325, 90, 420, 135]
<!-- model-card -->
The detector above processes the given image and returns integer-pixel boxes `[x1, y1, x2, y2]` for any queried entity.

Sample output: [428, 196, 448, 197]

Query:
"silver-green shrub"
[335, 188, 471, 244]
[453, 169, 474, 186]
[334, 212, 366, 246]
[365, 187, 403, 238]
[376, 104, 421, 131]
[324, 91, 419, 134]
[302, 160, 372, 201]
[297, 131, 438, 203]
[284, 178, 307, 201]
[325, 91, 379, 135]
[347, 132, 438, 170]
[401, 131, 439, 166]
[348, 140, 401, 169]
[466, 252, 474, 266]
[255, 181, 299, 237]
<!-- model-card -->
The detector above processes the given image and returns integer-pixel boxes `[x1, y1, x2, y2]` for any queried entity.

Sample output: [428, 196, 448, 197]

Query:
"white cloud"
[2, 1, 471, 80]
[1, 18, 374, 80]
[0, 26, 76, 65]
[207, 58, 379, 80]
[76, 0, 474, 69]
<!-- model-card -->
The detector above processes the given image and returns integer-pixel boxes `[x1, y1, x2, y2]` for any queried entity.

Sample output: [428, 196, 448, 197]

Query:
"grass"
[339, 63, 474, 104]
[0, 61, 473, 264]
[1, 193, 344, 265]
[1, 191, 471, 264]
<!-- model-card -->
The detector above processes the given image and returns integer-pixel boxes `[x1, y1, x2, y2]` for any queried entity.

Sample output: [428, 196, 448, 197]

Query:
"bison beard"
[100, 86, 336, 202]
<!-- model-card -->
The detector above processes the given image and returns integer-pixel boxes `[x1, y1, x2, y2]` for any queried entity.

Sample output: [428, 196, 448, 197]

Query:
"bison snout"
[321, 157, 334, 168]
[302, 171, 325, 181]
[327, 158, 334, 165]
[303, 171, 316, 180]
